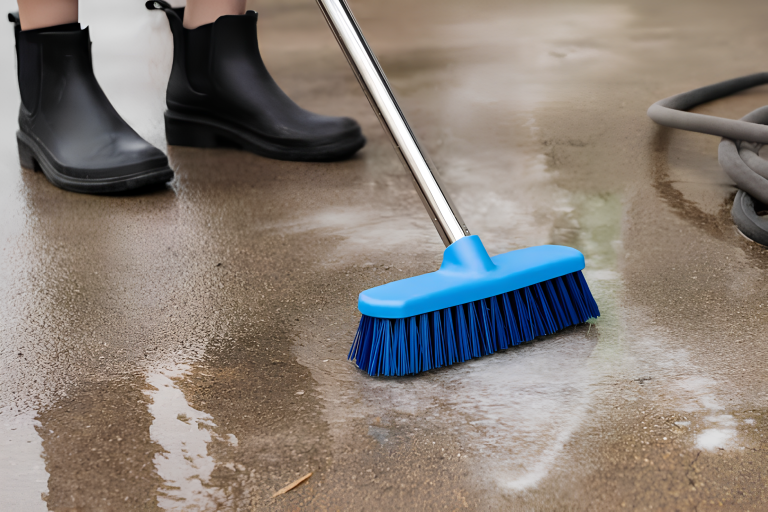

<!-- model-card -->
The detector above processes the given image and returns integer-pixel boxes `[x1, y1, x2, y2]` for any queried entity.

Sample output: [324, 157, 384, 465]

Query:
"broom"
[316, 0, 600, 376]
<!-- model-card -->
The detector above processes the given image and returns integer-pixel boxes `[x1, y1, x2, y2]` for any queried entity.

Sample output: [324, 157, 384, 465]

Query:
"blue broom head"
[349, 235, 600, 376]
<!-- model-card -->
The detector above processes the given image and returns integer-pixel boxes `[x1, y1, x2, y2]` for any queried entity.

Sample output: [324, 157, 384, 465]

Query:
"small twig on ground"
[272, 472, 313, 498]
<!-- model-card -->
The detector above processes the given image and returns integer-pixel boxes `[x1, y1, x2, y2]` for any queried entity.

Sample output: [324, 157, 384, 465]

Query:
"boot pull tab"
[7, 11, 20, 28]
[145, 0, 172, 11]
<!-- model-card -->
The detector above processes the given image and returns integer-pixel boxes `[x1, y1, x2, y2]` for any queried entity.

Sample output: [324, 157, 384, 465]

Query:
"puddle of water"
[144, 364, 230, 511]
[0, 407, 49, 512]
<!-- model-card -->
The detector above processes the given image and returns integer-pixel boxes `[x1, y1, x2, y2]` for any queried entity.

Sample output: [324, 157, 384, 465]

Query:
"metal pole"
[316, 0, 470, 246]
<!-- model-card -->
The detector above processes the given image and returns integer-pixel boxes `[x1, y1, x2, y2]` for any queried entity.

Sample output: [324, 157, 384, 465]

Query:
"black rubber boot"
[8, 13, 173, 194]
[147, 1, 366, 162]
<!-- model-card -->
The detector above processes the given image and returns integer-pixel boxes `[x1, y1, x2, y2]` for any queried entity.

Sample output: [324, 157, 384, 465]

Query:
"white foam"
[696, 414, 737, 451]
[664, 373, 740, 451]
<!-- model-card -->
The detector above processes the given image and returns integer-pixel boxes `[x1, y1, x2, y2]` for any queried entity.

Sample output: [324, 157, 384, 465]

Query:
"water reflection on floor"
[0, 407, 48, 511]
[144, 364, 230, 511]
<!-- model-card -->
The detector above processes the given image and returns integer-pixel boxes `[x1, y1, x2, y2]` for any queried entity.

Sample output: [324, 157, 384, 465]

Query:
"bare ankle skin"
[183, 0, 246, 29]
[17, 0, 78, 30]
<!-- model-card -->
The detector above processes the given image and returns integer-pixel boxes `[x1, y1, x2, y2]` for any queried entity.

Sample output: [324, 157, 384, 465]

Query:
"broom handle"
[316, 0, 470, 246]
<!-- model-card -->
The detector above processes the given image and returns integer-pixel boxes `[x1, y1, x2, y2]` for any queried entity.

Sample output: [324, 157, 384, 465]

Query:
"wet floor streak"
[35, 378, 162, 510]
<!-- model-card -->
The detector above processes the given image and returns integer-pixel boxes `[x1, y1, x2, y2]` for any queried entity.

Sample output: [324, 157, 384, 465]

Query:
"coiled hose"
[648, 73, 768, 245]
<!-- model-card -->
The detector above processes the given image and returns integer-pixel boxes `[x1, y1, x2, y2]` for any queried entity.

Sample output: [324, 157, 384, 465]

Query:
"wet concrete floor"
[2, 0, 768, 510]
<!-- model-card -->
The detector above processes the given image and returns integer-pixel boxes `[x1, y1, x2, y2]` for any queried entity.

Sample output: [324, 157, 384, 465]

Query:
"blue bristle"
[466, 302, 482, 358]
[455, 305, 471, 362]
[350, 270, 599, 377]
[544, 280, 566, 330]
[367, 319, 382, 375]
[478, 300, 495, 355]
[381, 321, 392, 376]
[524, 287, 545, 338]
[444, 307, 457, 365]
[576, 271, 601, 318]
[512, 289, 532, 341]
[555, 276, 579, 324]
[534, 283, 557, 335]
[433, 310, 445, 369]
[359, 315, 373, 371]
[408, 316, 418, 374]
[489, 296, 509, 350]
[348, 272, 600, 375]
[394, 318, 406, 376]
[349, 315, 363, 365]
[566, 273, 589, 320]
[419, 313, 432, 373]
[500, 292, 521, 347]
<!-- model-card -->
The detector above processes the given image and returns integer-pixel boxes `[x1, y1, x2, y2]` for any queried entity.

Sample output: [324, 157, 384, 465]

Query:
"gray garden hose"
[648, 73, 768, 245]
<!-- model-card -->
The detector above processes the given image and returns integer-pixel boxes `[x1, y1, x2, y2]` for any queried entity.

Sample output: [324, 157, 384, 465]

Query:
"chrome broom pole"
[316, 0, 470, 246]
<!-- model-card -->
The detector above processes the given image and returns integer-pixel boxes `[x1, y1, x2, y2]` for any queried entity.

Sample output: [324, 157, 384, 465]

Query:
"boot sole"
[17, 131, 174, 194]
[164, 110, 366, 162]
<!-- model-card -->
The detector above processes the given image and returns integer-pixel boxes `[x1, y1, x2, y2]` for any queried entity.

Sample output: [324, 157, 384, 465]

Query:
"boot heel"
[17, 136, 37, 171]
[165, 113, 220, 148]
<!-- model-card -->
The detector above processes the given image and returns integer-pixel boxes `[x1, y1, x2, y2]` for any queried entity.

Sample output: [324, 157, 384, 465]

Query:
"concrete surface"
[1, 0, 768, 510]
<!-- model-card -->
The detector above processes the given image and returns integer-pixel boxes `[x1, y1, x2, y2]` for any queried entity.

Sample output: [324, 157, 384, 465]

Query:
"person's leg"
[17, 0, 77, 30]
[183, 0, 245, 29]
